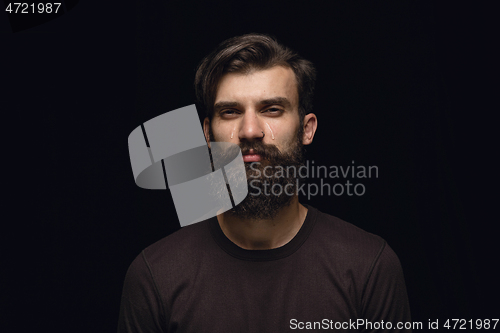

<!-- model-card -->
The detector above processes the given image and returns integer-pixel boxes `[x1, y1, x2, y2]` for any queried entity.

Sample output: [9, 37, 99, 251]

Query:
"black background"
[3, 1, 498, 332]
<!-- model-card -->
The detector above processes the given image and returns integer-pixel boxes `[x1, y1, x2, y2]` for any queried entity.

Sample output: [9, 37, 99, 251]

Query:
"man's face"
[209, 66, 302, 156]
[203, 66, 307, 220]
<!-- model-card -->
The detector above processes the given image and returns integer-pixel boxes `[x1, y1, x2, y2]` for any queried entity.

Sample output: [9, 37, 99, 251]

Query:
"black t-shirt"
[118, 205, 411, 332]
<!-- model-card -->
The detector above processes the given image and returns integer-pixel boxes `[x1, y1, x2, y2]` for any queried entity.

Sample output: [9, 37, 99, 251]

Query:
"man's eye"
[264, 108, 283, 114]
[221, 110, 238, 116]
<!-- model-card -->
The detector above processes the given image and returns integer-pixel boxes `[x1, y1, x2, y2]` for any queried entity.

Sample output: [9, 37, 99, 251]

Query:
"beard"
[209, 126, 305, 220]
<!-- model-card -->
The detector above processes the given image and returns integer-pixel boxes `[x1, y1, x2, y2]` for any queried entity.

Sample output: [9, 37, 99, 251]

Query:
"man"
[118, 33, 411, 332]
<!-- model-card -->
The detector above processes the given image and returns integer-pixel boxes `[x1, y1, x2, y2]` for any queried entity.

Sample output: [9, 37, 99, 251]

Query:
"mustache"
[239, 140, 282, 160]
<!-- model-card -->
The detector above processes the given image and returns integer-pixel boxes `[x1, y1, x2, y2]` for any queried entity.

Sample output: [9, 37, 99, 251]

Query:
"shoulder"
[119, 222, 213, 332]
[140, 220, 214, 268]
[304, 205, 399, 273]
[124, 220, 215, 285]
[308, 205, 386, 253]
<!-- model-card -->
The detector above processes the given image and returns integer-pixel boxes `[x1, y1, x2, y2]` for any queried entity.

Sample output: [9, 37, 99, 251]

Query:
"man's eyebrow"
[259, 97, 292, 108]
[213, 97, 292, 112]
[213, 101, 241, 112]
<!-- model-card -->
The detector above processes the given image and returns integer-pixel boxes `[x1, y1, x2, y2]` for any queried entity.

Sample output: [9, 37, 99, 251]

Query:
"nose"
[238, 111, 264, 141]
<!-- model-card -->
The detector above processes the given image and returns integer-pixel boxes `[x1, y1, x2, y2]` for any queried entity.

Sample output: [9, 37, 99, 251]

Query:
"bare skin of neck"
[217, 195, 308, 250]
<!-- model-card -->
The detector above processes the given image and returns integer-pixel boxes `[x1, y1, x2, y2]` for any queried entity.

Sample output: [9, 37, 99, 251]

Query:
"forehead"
[215, 66, 299, 108]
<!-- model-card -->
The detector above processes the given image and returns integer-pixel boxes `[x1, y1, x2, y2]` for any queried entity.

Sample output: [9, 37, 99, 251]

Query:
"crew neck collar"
[208, 204, 318, 261]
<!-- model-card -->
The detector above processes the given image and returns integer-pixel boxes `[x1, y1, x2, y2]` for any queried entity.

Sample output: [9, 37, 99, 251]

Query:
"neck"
[217, 196, 308, 250]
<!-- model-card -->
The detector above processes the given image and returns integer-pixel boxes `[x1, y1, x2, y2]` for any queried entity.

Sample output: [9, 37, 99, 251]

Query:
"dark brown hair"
[194, 33, 316, 121]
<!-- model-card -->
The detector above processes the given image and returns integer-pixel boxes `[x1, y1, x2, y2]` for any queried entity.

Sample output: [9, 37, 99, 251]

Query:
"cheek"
[211, 123, 234, 141]
[275, 132, 297, 153]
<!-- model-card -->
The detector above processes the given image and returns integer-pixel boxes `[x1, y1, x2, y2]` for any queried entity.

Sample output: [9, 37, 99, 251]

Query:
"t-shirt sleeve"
[360, 242, 412, 332]
[117, 252, 167, 333]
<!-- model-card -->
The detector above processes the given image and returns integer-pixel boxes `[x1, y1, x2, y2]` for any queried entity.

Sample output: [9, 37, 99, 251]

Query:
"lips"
[242, 149, 262, 162]
[242, 154, 261, 162]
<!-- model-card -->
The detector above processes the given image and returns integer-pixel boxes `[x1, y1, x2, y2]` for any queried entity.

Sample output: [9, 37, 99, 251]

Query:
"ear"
[302, 113, 318, 146]
[203, 117, 211, 148]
